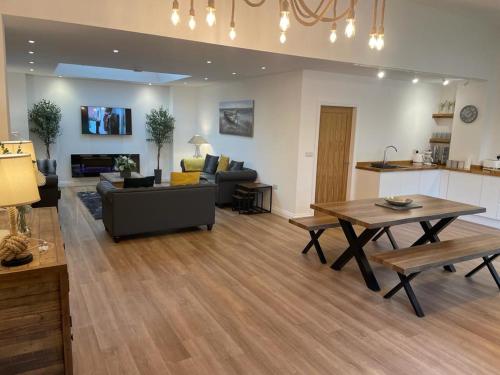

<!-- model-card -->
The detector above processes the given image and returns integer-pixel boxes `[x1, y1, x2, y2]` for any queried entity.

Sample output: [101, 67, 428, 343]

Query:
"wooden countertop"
[356, 161, 500, 178]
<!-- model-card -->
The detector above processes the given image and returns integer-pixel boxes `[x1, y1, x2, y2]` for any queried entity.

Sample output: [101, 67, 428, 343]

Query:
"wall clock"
[460, 105, 478, 124]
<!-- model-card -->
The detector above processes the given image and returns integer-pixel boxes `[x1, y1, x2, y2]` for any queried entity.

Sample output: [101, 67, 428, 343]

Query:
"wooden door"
[315, 106, 353, 204]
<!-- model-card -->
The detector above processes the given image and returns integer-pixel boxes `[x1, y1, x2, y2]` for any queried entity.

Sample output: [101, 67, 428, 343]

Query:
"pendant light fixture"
[229, 0, 236, 40]
[345, 0, 356, 38]
[188, 0, 196, 30]
[171, 0, 180, 25]
[206, 0, 216, 27]
[330, 0, 338, 44]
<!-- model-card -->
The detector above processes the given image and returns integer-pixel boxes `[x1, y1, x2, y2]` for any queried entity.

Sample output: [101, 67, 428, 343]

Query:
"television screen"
[81, 106, 132, 135]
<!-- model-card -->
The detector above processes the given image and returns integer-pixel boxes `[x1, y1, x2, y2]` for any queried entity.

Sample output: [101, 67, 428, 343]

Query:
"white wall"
[7, 72, 28, 139]
[179, 71, 303, 216]
[22, 75, 171, 184]
[294, 70, 442, 215]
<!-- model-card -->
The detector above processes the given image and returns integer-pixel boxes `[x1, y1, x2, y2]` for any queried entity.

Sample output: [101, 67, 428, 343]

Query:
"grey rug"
[77, 191, 102, 220]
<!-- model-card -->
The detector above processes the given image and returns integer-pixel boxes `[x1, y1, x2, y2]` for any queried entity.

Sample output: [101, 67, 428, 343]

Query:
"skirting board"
[458, 215, 500, 230]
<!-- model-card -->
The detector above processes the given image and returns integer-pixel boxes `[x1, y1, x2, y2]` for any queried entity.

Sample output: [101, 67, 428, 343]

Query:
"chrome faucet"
[383, 145, 398, 166]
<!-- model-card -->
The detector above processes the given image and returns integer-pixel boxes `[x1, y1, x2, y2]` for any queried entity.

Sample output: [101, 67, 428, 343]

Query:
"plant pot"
[120, 170, 131, 178]
[154, 169, 162, 185]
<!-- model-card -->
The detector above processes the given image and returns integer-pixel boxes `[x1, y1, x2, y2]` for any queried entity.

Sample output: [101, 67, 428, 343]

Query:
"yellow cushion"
[216, 155, 230, 172]
[170, 172, 201, 186]
[183, 158, 204, 172]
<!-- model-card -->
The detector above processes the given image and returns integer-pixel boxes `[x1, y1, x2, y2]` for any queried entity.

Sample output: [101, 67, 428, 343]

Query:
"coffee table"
[100, 172, 143, 188]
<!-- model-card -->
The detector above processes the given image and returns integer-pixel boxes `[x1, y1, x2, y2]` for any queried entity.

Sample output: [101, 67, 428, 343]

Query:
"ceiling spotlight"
[29, 61, 34, 64]
[28, 40, 35, 44]
[443, 79, 450, 86]
[412, 77, 419, 84]
[204, 77, 208, 80]
[261, 66, 266, 70]
[232, 72, 237, 75]
[206, 60, 212, 64]
[377, 71, 385, 79]
[148, 82, 152, 86]
[57, 75, 63, 78]
[28, 51, 34, 55]
[29, 68, 34, 72]
[113, 49, 119, 53]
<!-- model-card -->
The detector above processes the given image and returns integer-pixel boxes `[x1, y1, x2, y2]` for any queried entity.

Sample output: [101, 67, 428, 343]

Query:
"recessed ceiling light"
[232, 72, 237, 75]
[29, 61, 34, 64]
[29, 68, 34, 72]
[28, 40, 35, 44]
[183, 82, 187, 85]
[204, 77, 208, 80]
[443, 79, 450, 86]
[28, 51, 34, 55]
[261, 66, 266, 70]
[377, 71, 385, 79]
[148, 82, 152, 86]
[113, 49, 119, 53]
[412, 77, 419, 84]
[206, 60, 212, 64]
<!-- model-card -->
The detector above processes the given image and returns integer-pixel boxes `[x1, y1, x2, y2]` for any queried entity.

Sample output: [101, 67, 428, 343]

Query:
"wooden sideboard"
[0, 207, 72, 374]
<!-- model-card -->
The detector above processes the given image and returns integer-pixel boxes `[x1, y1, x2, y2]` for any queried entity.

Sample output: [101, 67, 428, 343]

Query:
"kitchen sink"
[370, 162, 409, 169]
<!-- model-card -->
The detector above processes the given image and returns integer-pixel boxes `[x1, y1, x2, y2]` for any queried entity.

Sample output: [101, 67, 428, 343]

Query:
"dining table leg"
[331, 219, 381, 291]
[413, 217, 457, 272]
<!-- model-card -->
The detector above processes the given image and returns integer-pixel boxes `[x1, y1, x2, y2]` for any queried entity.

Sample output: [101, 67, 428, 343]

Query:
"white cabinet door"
[439, 170, 450, 199]
[479, 176, 500, 218]
[419, 170, 441, 197]
[446, 172, 483, 206]
[379, 172, 421, 197]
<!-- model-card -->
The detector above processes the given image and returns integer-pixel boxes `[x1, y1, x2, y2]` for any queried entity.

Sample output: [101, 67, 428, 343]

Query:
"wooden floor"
[60, 187, 500, 374]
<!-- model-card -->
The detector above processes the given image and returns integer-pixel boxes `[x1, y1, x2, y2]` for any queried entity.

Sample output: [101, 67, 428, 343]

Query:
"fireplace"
[71, 154, 140, 177]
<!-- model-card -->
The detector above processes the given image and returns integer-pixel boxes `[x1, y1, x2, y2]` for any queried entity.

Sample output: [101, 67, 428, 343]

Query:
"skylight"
[54, 64, 190, 84]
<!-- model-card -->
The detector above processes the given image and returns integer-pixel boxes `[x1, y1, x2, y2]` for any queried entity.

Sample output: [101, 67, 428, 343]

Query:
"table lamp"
[0, 154, 41, 267]
[188, 135, 208, 158]
[1, 140, 45, 186]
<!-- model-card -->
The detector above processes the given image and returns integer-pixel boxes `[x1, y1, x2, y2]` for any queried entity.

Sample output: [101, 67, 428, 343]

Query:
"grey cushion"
[37, 159, 57, 175]
[200, 172, 216, 183]
[228, 160, 244, 171]
[203, 154, 219, 174]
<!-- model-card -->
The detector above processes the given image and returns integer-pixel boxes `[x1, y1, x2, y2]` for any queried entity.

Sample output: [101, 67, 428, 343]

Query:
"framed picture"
[219, 100, 254, 137]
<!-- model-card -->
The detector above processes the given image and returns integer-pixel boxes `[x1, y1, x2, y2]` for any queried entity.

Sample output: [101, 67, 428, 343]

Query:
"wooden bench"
[289, 216, 340, 264]
[371, 234, 500, 317]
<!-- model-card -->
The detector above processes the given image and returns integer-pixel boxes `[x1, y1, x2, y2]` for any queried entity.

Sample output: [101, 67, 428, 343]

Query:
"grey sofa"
[32, 159, 61, 209]
[180, 160, 257, 206]
[96, 181, 216, 242]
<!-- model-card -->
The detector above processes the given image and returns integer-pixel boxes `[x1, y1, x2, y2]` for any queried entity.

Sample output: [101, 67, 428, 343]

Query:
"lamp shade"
[0, 154, 40, 207]
[188, 135, 208, 145]
[1, 141, 37, 162]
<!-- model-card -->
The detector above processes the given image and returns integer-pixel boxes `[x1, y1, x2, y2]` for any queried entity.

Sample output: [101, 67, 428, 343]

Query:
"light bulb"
[412, 78, 419, 84]
[229, 27, 236, 40]
[206, 7, 216, 27]
[377, 71, 385, 79]
[345, 18, 355, 38]
[369, 34, 377, 49]
[443, 79, 450, 86]
[171, 9, 180, 25]
[376, 34, 385, 50]
[279, 11, 290, 32]
[280, 31, 286, 44]
[188, 15, 196, 30]
[329, 29, 337, 43]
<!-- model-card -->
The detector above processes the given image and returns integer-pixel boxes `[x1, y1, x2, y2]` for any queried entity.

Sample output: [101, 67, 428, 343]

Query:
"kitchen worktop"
[356, 161, 500, 177]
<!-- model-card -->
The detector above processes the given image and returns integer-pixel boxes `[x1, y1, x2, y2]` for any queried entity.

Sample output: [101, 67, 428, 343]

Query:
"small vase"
[120, 170, 131, 178]
[17, 206, 32, 238]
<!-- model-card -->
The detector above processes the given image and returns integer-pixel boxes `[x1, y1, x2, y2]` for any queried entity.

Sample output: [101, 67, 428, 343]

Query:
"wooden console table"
[0, 207, 73, 374]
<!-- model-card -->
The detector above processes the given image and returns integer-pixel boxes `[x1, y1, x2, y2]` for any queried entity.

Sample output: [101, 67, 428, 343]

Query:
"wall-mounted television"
[81, 106, 132, 135]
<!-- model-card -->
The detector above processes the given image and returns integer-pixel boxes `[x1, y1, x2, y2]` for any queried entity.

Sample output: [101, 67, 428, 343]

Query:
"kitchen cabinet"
[419, 170, 441, 197]
[439, 170, 450, 199]
[479, 176, 500, 219]
[446, 171, 483, 206]
[379, 171, 421, 197]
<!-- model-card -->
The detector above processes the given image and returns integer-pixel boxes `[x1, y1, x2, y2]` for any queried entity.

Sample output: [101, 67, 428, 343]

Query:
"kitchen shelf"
[429, 138, 451, 144]
[432, 113, 454, 119]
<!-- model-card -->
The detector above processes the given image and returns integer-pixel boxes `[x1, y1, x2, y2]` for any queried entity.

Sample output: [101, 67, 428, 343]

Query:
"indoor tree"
[28, 99, 62, 159]
[145, 106, 175, 184]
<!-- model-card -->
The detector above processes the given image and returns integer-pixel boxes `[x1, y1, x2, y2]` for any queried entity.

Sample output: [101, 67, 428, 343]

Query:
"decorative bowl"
[384, 196, 413, 207]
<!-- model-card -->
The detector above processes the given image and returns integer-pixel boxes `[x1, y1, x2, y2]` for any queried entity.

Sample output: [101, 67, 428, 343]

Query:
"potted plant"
[28, 99, 62, 160]
[145, 106, 175, 184]
[115, 155, 136, 178]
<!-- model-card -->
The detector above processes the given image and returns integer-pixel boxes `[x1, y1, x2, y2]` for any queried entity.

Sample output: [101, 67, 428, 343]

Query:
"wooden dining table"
[311, 195, 486, 291]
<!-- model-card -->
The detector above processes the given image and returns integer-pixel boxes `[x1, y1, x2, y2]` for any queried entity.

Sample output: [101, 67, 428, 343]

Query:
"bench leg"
[465, 254, 499, 278]
[385, 273, 425, 317]
[302, 229, 327, 264]
[466, 255, 500, 290]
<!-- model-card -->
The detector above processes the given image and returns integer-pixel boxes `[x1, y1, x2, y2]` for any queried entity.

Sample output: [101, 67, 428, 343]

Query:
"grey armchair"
[32, 160, 61, 209]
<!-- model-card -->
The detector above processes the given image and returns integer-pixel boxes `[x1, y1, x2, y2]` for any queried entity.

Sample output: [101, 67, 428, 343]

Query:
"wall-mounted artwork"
[219, 100, 254, 137]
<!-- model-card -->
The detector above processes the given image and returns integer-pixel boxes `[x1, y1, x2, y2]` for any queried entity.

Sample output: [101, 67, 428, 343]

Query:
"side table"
[235, 182, 273, 214]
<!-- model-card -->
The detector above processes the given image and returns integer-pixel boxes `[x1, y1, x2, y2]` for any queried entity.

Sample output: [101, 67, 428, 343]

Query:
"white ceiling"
[414, 0, 500, 21]
[4, 15, 473, 87]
